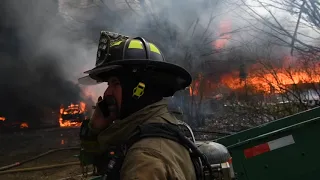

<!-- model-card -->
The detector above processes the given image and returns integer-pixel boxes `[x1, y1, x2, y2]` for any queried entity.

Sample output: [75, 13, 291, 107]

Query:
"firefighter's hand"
[91, 96, 109, 130]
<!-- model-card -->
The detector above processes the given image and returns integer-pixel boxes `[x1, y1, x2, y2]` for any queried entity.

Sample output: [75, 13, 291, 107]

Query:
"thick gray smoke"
[0, 0, 93, 126]
[61, 0, 240, 71]
[1, 0, 316, 126]
[0, 0, 245, 125]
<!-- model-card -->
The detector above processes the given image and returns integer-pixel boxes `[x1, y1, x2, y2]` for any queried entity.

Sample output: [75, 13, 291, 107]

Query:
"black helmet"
[79, 31, 192, 94]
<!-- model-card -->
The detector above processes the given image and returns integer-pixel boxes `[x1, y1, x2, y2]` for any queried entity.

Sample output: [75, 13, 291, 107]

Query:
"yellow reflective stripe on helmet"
[128, 40, 143, 49]
[149, 43, 161, 54]
[110, 41, 122, 47]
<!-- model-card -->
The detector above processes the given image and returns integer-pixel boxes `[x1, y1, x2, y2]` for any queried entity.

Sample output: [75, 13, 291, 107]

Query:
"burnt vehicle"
[59, 103, 88, 127]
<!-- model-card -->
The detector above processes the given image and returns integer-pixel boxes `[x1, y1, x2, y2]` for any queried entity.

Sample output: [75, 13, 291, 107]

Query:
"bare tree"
[237, 0, 320, 55]
[220, 50, 320, 122]
[57, 0, 266, 130]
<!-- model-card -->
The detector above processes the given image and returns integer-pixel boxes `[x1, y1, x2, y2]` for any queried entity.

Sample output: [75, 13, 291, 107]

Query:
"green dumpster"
[216, 107, 320, 180]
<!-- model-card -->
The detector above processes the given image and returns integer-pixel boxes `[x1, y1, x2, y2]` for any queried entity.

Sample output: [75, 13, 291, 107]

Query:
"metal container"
[216, 107, 320, 180]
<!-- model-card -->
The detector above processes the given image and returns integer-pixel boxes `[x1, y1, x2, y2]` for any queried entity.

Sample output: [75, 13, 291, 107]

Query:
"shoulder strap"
[126, 123, 213, 180]
[126, 123, 182, 149]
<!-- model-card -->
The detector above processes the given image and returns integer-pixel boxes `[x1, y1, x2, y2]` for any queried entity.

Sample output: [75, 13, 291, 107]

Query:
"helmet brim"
[78, 65, 122, 85]
[78, 60, 192, 89]
[78, 75, 103, 85]
[83, 65, 122, 75]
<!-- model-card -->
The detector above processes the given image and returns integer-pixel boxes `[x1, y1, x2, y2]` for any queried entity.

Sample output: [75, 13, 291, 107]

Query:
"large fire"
[221, 58, 320, 94]
[59, 102, 87, 127]
[191, 19, 320, 97]
[190, 56, 320, 96]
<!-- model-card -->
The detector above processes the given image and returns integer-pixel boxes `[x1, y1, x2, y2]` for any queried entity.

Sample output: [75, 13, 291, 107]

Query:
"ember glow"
[189, 82, 200, 96]
[59, 102, 87, 127]
[190, 74, 201, 96]
[20, 122, 29, 129]
[0, 117, 5, 121]
[189, 74, 219, 97]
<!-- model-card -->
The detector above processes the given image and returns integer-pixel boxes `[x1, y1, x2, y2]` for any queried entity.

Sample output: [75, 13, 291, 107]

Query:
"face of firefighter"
[91, 77, 122, 129]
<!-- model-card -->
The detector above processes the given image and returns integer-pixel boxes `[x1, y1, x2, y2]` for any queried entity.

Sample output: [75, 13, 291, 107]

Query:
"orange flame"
[80, 102, 86, 112]
[189, 74, 219, 97]
[20, 122, 29, 128]
[189, 81, 200, 96]
[0, 117, 5, 121]
[189, 56, 320, 97]
[59, 102, 87, 127]
[60, 106, 64, 114]
[221, 58, 320, 93]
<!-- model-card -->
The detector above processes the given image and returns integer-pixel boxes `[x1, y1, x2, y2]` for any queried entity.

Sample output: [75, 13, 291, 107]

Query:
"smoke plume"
[1, 0, 318, 125]
[0, 0, 93, 125]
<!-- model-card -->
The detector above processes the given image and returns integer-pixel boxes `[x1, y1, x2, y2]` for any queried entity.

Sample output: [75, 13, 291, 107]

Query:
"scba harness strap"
[127, 123, 184, 148]
[80, 120, 213, 180]
[98, 123, 213, 180]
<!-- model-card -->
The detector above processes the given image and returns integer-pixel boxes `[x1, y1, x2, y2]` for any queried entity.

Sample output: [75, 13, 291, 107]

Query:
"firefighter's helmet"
[78, 31, 192, 94]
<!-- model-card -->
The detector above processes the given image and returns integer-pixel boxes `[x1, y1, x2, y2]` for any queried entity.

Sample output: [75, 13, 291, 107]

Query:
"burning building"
[189, 55, 320, 107]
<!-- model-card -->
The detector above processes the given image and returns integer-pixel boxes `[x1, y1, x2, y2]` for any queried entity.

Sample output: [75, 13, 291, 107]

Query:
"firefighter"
[79, 32, 195, 180]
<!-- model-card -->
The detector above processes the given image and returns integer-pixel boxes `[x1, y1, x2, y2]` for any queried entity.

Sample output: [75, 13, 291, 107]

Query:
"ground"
[0, 127, 91, 180]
